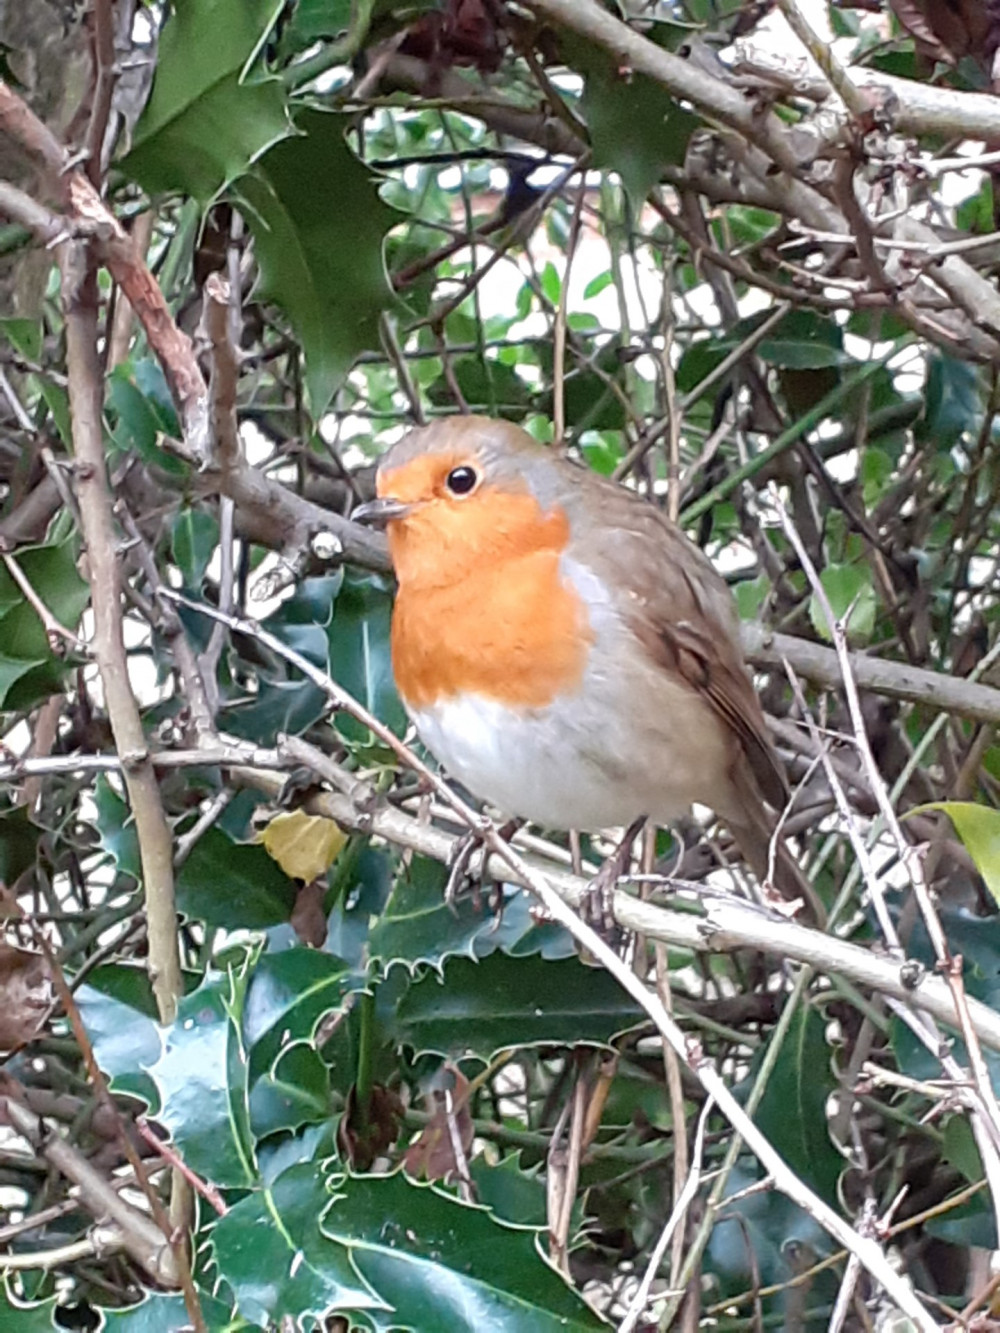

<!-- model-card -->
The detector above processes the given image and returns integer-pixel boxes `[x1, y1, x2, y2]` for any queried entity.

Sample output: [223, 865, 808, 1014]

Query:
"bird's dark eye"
[445, 465, 478, 496]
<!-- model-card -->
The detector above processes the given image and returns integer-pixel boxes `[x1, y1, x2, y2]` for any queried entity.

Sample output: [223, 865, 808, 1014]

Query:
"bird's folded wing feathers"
[579, 494, 789, 812]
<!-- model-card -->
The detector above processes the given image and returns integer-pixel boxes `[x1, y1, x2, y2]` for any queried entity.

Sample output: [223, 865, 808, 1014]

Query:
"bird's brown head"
[354, 416, 572, 590]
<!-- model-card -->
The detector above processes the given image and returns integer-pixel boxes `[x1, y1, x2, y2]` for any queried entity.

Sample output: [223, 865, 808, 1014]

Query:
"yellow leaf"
[908, 801, 1000, 906]
[256, 810, 347, 883]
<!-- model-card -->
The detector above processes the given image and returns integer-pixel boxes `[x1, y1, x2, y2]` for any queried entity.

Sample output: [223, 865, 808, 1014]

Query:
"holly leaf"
[234, 109, 398, 415]
[122, 0, 291, 199]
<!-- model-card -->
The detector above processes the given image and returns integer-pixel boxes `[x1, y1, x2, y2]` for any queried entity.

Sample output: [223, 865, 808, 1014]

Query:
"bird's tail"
[725, 800, 826, 928]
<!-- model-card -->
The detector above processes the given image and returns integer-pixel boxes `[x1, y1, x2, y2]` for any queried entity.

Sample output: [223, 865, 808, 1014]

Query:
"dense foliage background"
[3, 0, 1000, 1327]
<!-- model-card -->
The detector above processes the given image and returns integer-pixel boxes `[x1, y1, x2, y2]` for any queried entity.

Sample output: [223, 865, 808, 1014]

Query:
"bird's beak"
[351, 496, 412, 527]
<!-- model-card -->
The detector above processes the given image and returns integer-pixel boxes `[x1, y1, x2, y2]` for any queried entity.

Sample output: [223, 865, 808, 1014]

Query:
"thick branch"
[59, 238, 183, 1024]
[742, 624, 1000, 726]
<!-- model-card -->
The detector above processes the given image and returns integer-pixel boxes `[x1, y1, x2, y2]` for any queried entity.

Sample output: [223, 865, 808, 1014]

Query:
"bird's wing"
[574, 485, 789, 811]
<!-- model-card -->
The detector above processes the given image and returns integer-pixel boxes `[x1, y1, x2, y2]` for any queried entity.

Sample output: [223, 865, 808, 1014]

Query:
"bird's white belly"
[408, 675, 728, 833]
[410, 693, 638, 830]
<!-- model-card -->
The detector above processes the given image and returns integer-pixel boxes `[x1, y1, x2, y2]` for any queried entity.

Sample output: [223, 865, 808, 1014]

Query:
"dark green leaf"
[148, 966, 256, 1187]
[235, 109, 398, 415]
[94, 775, 142, 884]
[924, 1195, 997, 1250]
[322, 843, 395, 969]
[469, 1153, 548, 1228]
[0, 1282, 58, 1330]
[279, 0, 353, 50]
[100, 1290, 235, 1331]
[918, 354, 981, 449]
[391, 953, 645, 1059]
[572, 41, 698, 205]
[106, 367, 186, 475]
[943, 1113, 984, 1184]
[368, 855, 497, 970]
[708, 1163, 836, 1306]
[754, 1004, 841, 1207]
[77, 966, 161, 1107]
[170, 508, 219, 589]
[250, 1040, 331, 1138]
[122, 0, 291, 199]
[177, 827, 297, 929]
[224, 582, 336, 745]
[216, 1155, 606, 1330]
[320, 1168, 607, 1331]
[0, 805, 40, 884]
[243, 947, 363, 1079]
[327, 572, 406, 740]
[211, 1161, 386, 1327]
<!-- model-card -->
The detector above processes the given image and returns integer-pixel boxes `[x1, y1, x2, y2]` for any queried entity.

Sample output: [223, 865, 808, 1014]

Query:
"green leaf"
[235, 109, 398, 415]
[370, 866, 567, 973]
[580, 433, 623, 476]
[709, 1163, 836, 1306]
[100, 1290, 236, 1331]
[0, 532, 89, 708]
[909, 803, 1000, 906]
[170, 507, 219, 589]
[77, 965, 161, 1107]
[391, 953, 645, 1059]
[1, 317, 41, 362]
[918, 353, 982, 449]
[94, 774, 142, 884]
[943, 1113, 984, 1184]
[369, 857, 502, 971]
[722, 206, 780, 246]
[106, 366, 186, 475]
[211, 1161, 386, 1327]
[215, 1156, 605, 1330]
[148, 965, 256, 1187]
[808, 563, 876, 644]
[222, 577, 340, 746]
[583, 270, 614, 300]
[957, 178, 994, 235]
[320, 1168, 607, 1331]
[0, 1282, 59, 1330]
[177, 827, 297, 929]
[0, 653, 46, 706]
[121, 0, 291, 200]
[0, 806, 40, 885]
[469, 1153, 548, 1228]
[754, 1004, 841, 1207]
[573, 41, 698, 205]
[278, 0, 353, 51]
[733, 573, 769, 622]
[328, 572, 406, 740]
[540, 260, 561, 305]
[243, 948, 363, 1079]
[923, 1194, 997, 1251]
[250, 1040, 331, 1138]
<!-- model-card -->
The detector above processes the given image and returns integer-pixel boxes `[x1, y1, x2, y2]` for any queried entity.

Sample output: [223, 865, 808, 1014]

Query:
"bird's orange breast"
[387, 486, 593, 711]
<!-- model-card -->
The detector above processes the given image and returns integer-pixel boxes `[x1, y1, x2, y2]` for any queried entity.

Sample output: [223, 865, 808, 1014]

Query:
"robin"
[353, 415, 824, 926]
